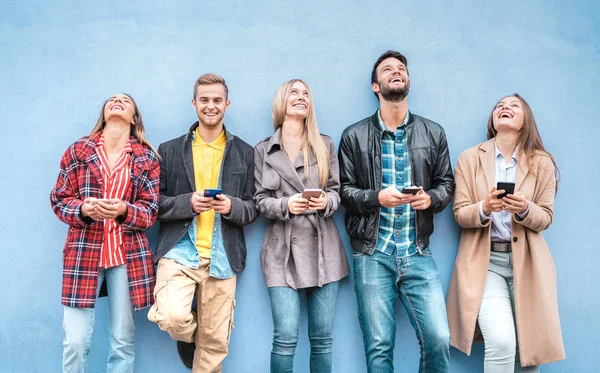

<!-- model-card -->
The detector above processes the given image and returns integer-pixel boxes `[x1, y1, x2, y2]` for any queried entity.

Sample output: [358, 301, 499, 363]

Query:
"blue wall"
[1, 1, 599, 372]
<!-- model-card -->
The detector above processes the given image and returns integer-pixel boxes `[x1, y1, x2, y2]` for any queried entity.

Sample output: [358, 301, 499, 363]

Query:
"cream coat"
[446, 139, 565, 366]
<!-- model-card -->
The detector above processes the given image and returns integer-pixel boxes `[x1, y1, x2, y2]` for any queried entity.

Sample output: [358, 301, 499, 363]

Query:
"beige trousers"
[148, 258, 236, 373]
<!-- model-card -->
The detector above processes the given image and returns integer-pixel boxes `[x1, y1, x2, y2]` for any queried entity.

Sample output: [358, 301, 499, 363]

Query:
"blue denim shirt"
[375, 110, 418, 258]
[163, 131, 235, 279]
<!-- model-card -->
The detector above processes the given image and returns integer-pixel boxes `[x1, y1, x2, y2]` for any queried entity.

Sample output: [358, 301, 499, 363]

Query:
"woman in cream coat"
[446, 94, 565, 372]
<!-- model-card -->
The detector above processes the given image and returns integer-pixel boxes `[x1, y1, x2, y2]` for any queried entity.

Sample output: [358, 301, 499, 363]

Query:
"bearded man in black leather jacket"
[339, 50, 454, 373]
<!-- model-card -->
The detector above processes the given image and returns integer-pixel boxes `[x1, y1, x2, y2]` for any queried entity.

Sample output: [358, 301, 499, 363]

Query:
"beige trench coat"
[446, 139, 565, 366]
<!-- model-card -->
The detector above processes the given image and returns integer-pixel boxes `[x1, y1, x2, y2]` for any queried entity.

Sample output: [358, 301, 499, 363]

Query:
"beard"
[379, 80, 410, 102]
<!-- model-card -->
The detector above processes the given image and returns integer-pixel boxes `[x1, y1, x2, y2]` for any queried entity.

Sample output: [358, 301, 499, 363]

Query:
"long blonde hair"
[90, 93, 158, 156]
[487, 93, 560, 188]
[272, 79, 329, 188]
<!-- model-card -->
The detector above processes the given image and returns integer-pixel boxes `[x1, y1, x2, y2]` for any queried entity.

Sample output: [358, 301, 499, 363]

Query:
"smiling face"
[103, 94, 135, 124]
[192, 83, 230, 129]
[372, 57, 410, 102]
[284, 81, 310, 121]
[492, 96, 525, 134]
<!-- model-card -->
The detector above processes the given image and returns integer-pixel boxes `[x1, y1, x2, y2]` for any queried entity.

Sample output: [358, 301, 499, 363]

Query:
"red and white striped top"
[96, 134, 132, 268]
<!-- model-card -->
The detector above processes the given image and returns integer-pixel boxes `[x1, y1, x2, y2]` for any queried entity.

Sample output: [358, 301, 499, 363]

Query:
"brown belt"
[491, 242, 512, 253]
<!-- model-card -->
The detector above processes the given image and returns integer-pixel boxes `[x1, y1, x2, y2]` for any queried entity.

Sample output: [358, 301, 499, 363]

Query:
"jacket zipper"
[406, 125, 421, 254]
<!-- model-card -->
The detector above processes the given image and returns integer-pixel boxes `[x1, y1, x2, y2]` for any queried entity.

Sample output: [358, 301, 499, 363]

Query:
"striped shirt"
[96, 134, 132, 268]
[376, 110, 417, 257]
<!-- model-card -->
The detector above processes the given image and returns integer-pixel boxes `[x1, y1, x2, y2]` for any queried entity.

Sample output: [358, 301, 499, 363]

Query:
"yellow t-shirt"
[192, 129, 226, 258]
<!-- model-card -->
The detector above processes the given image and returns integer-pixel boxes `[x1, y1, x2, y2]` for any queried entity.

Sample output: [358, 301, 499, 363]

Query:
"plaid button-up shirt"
[376, 110, 417, 257]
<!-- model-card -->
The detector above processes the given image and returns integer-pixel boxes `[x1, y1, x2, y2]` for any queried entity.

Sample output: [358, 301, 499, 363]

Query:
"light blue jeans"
[353, 248, 450, 373]
[268, 281, 340, 373]
[62, 265, 135, 373]
[478, 251, 540, 373]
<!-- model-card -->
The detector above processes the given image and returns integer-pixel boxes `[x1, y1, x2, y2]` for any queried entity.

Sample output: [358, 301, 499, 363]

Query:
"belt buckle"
[491, 242, 511, 253]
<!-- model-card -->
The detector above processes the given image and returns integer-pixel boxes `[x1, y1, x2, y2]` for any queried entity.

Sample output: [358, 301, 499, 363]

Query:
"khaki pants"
[148, 258, 236, 373]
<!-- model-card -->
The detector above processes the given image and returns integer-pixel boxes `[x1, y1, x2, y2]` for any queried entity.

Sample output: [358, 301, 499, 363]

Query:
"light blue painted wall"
[1, 1, 598, 372]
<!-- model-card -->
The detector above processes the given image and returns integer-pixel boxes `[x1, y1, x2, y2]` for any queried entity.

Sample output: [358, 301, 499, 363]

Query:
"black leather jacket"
[338, 111, 455, 254]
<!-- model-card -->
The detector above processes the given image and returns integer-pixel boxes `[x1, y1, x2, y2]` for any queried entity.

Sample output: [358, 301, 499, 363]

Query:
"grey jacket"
[155, 123, 258, 272]
[254, 129, 349, 289]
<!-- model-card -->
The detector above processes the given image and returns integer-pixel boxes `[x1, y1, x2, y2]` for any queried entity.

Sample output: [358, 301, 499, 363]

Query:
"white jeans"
[478, 252, 539, 373]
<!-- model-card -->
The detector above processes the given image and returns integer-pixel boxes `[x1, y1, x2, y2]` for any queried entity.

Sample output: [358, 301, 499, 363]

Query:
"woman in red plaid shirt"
[50, 93, 160, 373]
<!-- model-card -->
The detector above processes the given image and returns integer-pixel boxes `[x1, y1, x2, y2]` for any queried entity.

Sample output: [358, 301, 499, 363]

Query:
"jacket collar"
[75, 132, 153, 171]
[182, 122, 234, 191]
[264, 127, 307, 193]
[184, 121, 234, 145]
[369, 109, 414, 133]
[478, 138, 529, 191]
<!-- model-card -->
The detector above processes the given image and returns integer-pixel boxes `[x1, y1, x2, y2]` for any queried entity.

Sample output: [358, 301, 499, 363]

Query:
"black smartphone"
[401, 186, 420, 195]
[203, 188, 222, 199]
[496, 182, 515, 199]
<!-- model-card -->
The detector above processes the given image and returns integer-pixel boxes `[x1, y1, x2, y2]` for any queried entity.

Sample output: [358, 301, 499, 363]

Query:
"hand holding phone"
[88, 198, 112, 206]
[203, 188, 222, 200]
[301, 189, 324, 199]
[400, 186, 420, 195]
[496, 182, 515, 199]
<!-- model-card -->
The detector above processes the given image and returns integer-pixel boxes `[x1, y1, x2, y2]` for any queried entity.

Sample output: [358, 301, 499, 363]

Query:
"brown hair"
[193, 73, 228, 100]
[272, 79, 329, 188]
[487, 94, 560, 186]
[90, 93, 158, 155]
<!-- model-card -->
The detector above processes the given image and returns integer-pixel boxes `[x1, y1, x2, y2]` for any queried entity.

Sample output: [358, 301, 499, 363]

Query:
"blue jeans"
[62, 265, 135, 373]
[353, 248, 450, 373]
[268, 281, 340, 373]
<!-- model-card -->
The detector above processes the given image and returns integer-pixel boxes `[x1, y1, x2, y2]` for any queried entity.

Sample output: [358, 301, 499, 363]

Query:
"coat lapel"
[264, 129, 306, 194]
[182, 127, 196, 191]
[515, 149, 530, 191]
[478, 139, 496, 193]
[76, 133, 104, 189]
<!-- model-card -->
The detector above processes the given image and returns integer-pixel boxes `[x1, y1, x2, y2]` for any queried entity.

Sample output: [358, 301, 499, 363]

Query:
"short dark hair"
[371, 50, 408, 84]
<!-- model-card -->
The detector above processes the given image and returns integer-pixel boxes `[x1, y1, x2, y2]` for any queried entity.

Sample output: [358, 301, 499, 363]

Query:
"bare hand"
[482, 186, 504, 216]
[94, 199, 127, 220]
[81, 198, 102, 220]
[410, 187, 431, 210]
[502, 191, 528, 215]
[378, 186, 412, 208]
[212, 193, 232, 215]
[288, 193, 308, 215]
[306, 192, 327, 211]
[192, 192, 214, 214]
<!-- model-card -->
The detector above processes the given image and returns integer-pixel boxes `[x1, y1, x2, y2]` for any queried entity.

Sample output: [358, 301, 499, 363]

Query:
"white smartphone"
[301, 189, 323, 199]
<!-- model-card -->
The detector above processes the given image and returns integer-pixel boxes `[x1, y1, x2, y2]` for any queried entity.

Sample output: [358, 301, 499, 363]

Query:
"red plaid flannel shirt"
[50, 132, 160, 310]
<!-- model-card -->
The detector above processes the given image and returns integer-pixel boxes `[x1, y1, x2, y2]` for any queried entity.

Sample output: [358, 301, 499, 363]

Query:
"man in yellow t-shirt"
[148, 73, 258, 372]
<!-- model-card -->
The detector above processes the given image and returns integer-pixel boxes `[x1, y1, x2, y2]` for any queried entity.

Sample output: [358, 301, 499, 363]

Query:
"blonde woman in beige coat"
[446, 94, 565, 372]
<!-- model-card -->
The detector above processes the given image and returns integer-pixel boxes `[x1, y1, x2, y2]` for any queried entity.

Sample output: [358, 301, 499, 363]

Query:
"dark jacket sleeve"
[425, 128, 455, 214]
[338, 129, 380, 216]
[318, 137, 341, 218]
[223, 144, 258, 226]
[156, 142, 196, 222]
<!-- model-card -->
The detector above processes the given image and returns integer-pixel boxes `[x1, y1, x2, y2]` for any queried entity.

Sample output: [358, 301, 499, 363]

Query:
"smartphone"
[496, 182, 515, 199]
[203, 188, 222, 199]
[400, 186, 420, 195]
[88, 198, 111, 205]
[301, 189, 323, 199]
